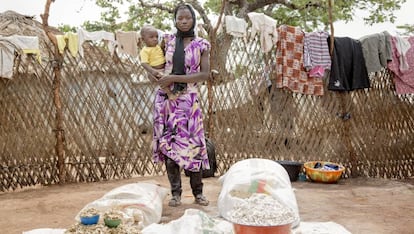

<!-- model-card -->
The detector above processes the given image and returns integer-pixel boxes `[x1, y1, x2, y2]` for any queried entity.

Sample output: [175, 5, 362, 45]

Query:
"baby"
[139, 25, 165, 81]
[139, 25, 184, 97]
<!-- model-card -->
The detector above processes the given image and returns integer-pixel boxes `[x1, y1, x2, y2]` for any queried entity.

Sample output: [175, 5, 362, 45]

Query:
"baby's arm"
[141, 63, 162, 82]
[141, 63, 173, 96]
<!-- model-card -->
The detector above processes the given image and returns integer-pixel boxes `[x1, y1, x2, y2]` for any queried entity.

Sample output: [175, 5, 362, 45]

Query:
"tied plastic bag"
[217, 158, 301, 228]
[142, 208, 235, 234]
[23, 229, 66, 234]
[292, 221, 352, 234]
[75, 182, 168, 228]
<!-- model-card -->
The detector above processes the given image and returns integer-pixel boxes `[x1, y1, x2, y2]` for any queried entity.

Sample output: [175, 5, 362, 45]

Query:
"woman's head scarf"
[171, 3, 196, 76]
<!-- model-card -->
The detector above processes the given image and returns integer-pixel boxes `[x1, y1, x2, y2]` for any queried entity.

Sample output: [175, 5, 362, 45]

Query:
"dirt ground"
[1, 175, 413, 234]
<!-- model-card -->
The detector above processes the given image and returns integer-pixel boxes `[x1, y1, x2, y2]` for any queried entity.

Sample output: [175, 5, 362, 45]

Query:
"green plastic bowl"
[104, 218, 121, 228]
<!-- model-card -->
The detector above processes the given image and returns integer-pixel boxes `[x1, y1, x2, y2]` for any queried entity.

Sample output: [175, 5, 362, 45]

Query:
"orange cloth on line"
[116, 31, 139, 57]
[275, 25, 324, 96]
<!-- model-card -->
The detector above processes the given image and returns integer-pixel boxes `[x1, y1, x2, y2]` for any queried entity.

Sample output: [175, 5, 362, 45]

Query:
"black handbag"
[185, 137, 217, 178]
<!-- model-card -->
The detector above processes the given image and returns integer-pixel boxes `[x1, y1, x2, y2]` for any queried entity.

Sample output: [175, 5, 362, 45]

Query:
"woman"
[151, 3, 211, 207]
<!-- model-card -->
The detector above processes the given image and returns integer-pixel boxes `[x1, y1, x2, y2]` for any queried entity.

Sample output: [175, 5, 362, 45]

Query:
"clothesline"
[223, 14, 414, 95]
[1, 15, 413, 95]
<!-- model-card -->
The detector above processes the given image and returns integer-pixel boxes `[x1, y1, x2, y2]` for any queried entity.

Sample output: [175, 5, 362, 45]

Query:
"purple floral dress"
[152, 34, 210, 172]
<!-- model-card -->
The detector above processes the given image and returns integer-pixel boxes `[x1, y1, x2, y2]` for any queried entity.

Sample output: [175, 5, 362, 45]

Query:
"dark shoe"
[168, 195, 181, 207]
[194, 194, 209, 206]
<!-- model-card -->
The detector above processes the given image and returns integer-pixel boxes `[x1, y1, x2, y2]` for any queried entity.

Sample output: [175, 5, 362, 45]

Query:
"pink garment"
[309, 65, 325, 78]
[387, 36, 414, 94]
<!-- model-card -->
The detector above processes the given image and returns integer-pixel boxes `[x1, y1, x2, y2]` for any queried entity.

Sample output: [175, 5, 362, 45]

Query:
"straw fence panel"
[0, 53, 57, 190]
[0, 35, 413, 192]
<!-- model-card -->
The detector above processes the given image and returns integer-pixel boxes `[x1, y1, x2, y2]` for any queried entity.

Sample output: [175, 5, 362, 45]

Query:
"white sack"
[23, 228, 65, 234]
[217, 158, 300, 227]
[292, 221, 352, 234]
[75, 182, 168, 227]
[142, 208, 235, 234]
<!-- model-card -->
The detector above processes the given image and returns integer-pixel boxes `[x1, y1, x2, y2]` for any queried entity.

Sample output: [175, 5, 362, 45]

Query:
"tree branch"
[188, 0, 212, 32]
[212, 0, 226, 36]
[138, 0, 174, 14]
[228, 0, 323, 17]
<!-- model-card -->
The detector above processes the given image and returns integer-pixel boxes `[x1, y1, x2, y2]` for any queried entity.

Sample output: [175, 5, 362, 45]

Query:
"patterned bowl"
[304, 161, 345, 183]
[104, 218, 121, 228]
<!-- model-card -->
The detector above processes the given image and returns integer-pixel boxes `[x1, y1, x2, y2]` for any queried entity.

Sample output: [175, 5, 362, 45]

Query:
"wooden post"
[328, 0, 335, 56]
[41, 0, 66, 183]
[206, 0, 226, 139]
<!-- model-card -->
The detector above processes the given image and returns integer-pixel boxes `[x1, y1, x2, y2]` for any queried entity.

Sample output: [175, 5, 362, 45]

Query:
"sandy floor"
[0, 175, 413, 234]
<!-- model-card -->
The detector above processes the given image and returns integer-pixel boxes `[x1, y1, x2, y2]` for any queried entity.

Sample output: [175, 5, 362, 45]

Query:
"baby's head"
[140, 25, 159, 47]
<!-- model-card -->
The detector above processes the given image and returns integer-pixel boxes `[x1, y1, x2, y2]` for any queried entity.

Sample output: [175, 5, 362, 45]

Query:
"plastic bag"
[292, 221, 352, 234]
[217, 158, 301, 227]
[23, 229, 65, 234]
[142, 208, 235, 234]
[75, 182, 168, 228]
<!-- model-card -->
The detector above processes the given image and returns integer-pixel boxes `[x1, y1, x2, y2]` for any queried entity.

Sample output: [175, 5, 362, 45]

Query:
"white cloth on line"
[247, 12, 278, 53]
[0, 39, 18, 79]
[394, 35, 411, 71]
[0, 35, 40, 79]
[77, 28, 116, 57]
[224, 15, 248, 38]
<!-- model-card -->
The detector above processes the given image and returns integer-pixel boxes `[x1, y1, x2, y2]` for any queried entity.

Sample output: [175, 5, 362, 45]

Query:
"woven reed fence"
[1, 22, 413, 192]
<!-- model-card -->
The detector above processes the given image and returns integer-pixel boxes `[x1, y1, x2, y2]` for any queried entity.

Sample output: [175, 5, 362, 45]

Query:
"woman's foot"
[168, 195, 181, 207]
[194, 194, 209, 206]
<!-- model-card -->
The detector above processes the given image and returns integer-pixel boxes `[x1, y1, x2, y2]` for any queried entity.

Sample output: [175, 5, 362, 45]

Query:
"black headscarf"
[171, 4, 196, 93]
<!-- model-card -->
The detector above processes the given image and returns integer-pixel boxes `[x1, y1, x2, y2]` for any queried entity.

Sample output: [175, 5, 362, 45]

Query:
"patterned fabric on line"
[275, 25, 324, 96]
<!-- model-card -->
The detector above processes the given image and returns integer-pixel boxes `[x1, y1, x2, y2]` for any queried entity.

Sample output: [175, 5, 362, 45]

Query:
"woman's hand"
[151, 70, 163, 79]
[157, 74, 175, 90]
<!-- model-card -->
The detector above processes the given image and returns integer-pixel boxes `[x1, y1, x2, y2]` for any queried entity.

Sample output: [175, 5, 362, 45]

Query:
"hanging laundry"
[66, 32, 79, 57]
[393, 36, 411, 71]
[303, 31, 331, 78]
[0, 39, 18, 79]
[56, 34, 66, 54]
[247, 12, 278, 53]
[116, 31, 139, 57]
[224, 15, 248, 38]
[77, 28, 116, 57]
[0, 35, 40, 79]
[9, 35, 41, 60]
[55, 32, 79, 57]
[387, 36, 414, 94]
[359, 31, 392, 73]
[275, 25, 324, 96]
[328, 36, 370, 91]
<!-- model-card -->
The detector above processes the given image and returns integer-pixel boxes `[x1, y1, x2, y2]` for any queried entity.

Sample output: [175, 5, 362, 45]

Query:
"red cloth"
[275, 25, 324, 96]
[387, 36, 414, 94]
